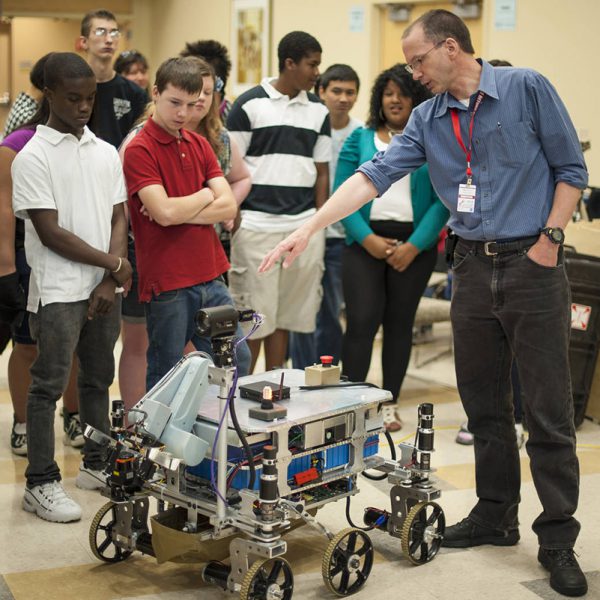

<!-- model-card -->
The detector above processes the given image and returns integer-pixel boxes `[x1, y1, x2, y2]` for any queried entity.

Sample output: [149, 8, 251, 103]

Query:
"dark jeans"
[26, 298, 121, 487]
[145, 279, 251, 390]
[342, 221, 437, 400]
[451, 239, 580, 548]
[289, 238, 344, 368]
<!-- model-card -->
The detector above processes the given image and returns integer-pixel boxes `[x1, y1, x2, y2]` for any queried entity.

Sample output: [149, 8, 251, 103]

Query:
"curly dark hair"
[366, 64, 431, 129]
[277, 31, 321, 72]
[181, 40, 231, 88]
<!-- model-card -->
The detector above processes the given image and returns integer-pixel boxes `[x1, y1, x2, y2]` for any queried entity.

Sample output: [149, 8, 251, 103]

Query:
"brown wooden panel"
[2, 0, 132, 17]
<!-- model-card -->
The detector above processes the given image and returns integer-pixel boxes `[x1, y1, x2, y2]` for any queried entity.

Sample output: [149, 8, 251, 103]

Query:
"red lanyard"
[450, 91, 485, 184]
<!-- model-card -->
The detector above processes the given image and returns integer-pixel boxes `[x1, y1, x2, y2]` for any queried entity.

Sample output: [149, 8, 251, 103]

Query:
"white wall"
[483, 0, 598, 183]
[128, 0, 600, 183]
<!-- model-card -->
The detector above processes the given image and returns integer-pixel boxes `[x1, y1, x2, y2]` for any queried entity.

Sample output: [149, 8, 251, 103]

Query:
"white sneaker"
[76, 462, 108, 490]
[22, 481, 82, 522]
[455, 422, 475, 445]
[515, 423, 525, 448]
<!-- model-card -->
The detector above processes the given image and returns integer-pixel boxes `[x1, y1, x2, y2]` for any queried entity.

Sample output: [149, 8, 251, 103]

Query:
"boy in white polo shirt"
[12, 52, 131, 523]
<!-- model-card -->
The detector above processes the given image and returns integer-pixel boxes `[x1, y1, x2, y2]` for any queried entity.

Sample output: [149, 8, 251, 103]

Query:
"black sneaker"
[442, 517, 520, 548]
[63, 412, 84, 448]
[538, 548, 588, 597]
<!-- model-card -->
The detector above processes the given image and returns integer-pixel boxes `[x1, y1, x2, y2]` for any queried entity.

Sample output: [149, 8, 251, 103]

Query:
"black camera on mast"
[194, 305, 254, 367]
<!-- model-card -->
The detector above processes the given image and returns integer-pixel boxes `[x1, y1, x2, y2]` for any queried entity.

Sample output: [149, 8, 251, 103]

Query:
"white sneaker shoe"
[22, 481, 82, 523]
[455, 422, 475, 445]
[76, 462, 108, 490]
[515, 423, 525, 448]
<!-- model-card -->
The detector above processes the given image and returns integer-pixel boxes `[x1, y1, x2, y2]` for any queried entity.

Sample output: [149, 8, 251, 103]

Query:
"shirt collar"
[35, 124, 97, 146]
[434, 59, 499, 118]
[144, 116, 194, 145]
[261, 77, 309, 104]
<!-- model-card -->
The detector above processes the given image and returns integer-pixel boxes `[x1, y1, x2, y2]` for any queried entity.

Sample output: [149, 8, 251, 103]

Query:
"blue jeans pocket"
[152, 289, 179, 304]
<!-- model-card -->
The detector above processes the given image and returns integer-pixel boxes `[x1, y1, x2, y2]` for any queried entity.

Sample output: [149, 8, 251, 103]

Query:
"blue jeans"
[27, 298, 121, 486]
[289, 238, 344, 368]
[451, 239, 580, 548]
[145, 279, 251, 390]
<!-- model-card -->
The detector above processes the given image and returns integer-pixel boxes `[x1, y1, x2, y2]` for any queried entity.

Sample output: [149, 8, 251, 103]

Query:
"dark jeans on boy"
[144, 278, 251, 391]
[26, 297, 121, 487]
[451, 238, 580, 548]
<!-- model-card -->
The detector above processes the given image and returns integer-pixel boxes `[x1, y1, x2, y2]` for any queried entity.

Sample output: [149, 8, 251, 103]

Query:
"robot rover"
[85, 306, 445, 599]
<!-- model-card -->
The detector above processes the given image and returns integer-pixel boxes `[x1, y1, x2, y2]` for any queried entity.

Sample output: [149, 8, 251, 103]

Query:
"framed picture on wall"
[230, 0, 271, 97]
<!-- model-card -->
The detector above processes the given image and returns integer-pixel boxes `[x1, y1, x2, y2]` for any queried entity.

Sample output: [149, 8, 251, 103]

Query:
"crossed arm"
[137, 176, 237, 227]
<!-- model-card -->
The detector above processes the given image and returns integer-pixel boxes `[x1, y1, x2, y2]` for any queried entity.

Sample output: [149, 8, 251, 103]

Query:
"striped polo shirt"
[227, 77, 331, 232]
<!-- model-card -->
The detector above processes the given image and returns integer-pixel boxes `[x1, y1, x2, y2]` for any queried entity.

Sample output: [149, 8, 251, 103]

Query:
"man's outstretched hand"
[258, 230, 310, 272]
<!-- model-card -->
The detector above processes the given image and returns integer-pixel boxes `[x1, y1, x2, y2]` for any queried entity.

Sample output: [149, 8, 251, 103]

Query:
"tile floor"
[0, 326, 598, 600]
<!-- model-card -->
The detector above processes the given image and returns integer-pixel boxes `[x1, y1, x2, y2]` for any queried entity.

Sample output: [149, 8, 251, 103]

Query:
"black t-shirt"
[89, 73, 148, 148]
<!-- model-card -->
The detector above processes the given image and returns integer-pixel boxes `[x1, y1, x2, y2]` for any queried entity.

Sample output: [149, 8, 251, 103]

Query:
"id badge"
[457, 183, 476, 213]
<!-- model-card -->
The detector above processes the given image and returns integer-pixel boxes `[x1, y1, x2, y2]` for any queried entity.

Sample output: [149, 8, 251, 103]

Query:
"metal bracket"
[388, 484, 441, 538]
[113, 497, 150, 552]
[279, 499, 334, 540]
[227, 537, 287, 592]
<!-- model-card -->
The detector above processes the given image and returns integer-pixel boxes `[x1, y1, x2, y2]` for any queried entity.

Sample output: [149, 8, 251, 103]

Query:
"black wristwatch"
[540, 227, 565, 245]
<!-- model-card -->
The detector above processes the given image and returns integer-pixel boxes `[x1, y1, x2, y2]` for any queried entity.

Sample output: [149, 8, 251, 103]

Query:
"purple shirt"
[1, 127, 35, 153]
[1, 127, 35, 250]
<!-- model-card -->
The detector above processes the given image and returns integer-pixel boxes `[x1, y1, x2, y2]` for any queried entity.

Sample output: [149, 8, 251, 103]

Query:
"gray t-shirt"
[327, 116, 363, 239]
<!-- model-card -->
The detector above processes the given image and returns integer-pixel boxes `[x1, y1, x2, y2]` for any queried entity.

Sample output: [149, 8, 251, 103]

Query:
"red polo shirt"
[123, 118, 228, 301]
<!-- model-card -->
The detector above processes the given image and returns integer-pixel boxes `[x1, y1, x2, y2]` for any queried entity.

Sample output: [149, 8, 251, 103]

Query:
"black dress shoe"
[538, 548, 588, 597]
[442, 517, 520, 548]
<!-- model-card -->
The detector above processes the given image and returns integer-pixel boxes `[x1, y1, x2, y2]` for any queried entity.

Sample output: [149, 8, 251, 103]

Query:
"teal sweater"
[336, 127, 449, 251]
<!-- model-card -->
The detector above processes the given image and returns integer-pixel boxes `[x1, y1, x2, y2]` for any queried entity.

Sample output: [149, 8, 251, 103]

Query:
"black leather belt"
[458, 235, 540, 256]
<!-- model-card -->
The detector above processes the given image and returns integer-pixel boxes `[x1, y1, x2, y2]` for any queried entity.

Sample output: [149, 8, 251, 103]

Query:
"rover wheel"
[239, 557, 294, 600]
[400, 501, 445, 565]
[89, 501, 133, 563]
[322, 528, 373, 596]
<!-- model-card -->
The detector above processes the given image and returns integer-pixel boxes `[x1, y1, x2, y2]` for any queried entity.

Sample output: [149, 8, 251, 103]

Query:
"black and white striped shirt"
[227, 78, 331, 231]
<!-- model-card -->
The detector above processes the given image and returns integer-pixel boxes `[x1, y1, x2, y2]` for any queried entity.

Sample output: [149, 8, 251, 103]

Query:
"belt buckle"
[484, 241, 498, 256]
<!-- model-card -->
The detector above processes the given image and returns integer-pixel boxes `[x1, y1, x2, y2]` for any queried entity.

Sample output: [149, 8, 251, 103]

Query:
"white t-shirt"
[370, 132, 413, 222]
[327, 116, 364, 239]
[12, 125, 126, 312]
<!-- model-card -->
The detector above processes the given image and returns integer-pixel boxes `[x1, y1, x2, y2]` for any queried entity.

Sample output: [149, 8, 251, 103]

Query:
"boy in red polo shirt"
[123, 57, 250, 389]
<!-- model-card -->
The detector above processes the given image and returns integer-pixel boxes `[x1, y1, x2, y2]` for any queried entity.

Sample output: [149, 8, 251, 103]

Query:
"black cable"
[362, 430, 396, 481]
[228, 390, 256, 491]
[345, 495, 375, 531]
[298, 382, 380, 391]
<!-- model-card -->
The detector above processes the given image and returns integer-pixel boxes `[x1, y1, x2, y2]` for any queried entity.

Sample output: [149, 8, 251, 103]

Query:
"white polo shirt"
[12, 125, 126, 312]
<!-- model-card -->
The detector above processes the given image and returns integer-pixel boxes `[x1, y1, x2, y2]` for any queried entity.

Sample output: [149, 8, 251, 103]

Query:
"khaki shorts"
[229, 228, 325, 338]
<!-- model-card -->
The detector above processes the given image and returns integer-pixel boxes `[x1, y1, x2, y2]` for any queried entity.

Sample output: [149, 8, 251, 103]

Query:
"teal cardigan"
[336, 127, 449, 251]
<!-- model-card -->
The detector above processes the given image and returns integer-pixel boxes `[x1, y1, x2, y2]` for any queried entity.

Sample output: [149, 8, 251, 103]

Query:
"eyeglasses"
[92, 27, 121, 39]
[405, 39, 446, 74]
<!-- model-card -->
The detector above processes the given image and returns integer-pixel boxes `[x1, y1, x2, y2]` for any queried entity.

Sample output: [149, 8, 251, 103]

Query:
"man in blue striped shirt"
[260, 10, 588, 597]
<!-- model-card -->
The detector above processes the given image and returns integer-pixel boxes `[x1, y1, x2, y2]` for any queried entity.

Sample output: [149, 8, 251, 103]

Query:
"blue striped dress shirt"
[359, 60, 588, 241]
